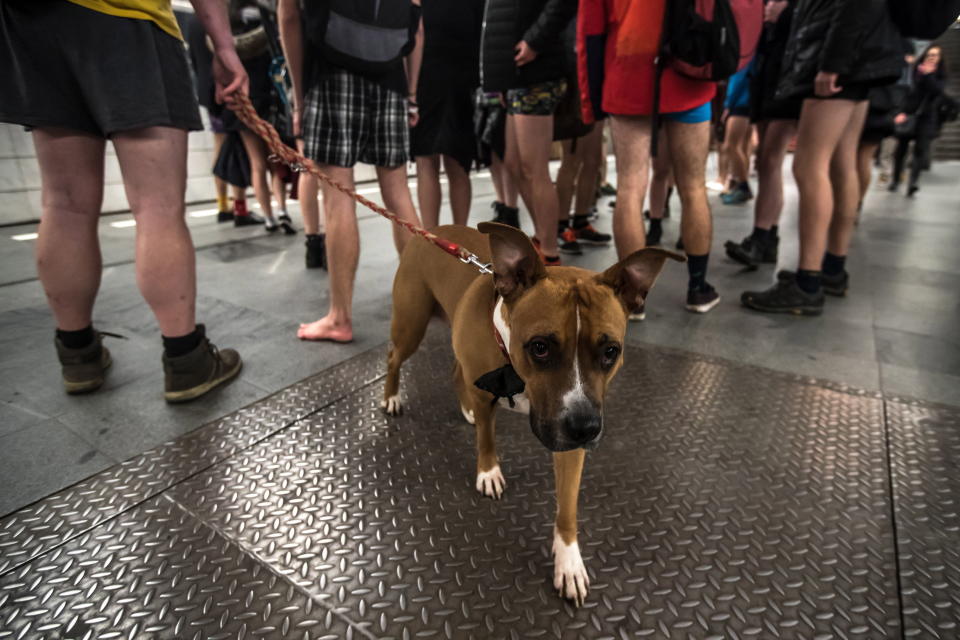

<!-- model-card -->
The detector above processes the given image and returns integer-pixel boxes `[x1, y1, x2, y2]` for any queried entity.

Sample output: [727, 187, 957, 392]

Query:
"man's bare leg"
[573, 125, 603, 216]
[666, 120, 712, 255]
[755, 119, 796, 229]
[826, 102, 869, 260]
[113, 127, 197, 337]
[609, 115, 652, 257]
[490, 152, 518, 208]
[793, 99, 865, 271]
[443, 155, 472, 226]
[376, 164, 421, 255]
[239, 130, 275, 223]
[416, 154, 442, 229]
[32, 128, 106, 331]
[298, 165, 357, 342]
[506, 113, 560, 258]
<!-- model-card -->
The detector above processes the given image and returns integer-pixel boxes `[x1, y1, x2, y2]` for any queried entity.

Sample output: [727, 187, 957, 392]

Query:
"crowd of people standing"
[0, 0, 956, 405]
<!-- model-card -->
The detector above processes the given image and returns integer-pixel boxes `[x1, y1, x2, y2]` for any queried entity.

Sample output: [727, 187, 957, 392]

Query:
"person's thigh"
[32, 128, 106, 218]
[609, 115, 652, 186]
[112, 127, 188, 217]
[793, 99, 862, 179]
[511, 114, 554, 175]
[664, 120, 710, 196]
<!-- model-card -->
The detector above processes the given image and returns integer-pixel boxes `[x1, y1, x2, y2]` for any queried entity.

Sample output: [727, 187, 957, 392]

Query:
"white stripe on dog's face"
[561, 305, 588, 413]
[493, 297, 510, 353]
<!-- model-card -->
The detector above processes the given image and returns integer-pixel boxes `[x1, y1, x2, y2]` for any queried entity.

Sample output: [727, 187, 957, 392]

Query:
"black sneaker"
[725, 235, 767, 269]
[278, 213, 292, 224]
[305, 233, 327, 270]
[265, 219, 279, 233]
[280, 221, 297, 235]
[491, 202, 520, 229]
[55, 331, 114, 394]
[646, 222, 663, 246]
[235, 213, 266, 227]
[559, 227, 583, 255]
[742, 277, 824, 316]
[217, 210, 234, 223]
[598, 182, 617, 197]
[777, 269, 848, 297]
[573, 224, 611, 245]
[686, 283, 721, 313]
[163, 325, 242, 404]
[887, 182, 900, 193]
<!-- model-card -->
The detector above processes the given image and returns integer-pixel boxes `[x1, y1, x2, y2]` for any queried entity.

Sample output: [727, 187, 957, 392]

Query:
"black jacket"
[776, 0, 904, 100]
[905, 70, 949, 136]
[480, 0, 577, 92]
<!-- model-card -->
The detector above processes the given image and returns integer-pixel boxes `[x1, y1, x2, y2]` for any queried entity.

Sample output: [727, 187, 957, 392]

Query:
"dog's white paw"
[552, 529, 589, 606]
[381, 394, 402, 415]
[461, 405, 475, 425]
[475, 465, 506, 499]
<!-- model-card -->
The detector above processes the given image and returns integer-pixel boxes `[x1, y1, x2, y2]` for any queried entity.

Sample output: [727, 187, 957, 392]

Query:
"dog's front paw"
[475, 465, 506, 499]
[381, 394, 402, 415]
[552, 529, 589, 606]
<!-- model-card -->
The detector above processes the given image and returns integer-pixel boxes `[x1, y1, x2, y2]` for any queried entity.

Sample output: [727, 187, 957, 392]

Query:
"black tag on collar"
[474, 365, 526, 407]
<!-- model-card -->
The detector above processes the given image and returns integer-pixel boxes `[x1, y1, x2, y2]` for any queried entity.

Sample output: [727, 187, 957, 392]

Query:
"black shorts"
[302, 69, 409, 168]
[0, 0, 202, 137]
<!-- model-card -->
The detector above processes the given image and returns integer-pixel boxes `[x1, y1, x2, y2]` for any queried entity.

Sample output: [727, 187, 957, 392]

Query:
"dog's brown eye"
[529, 340, 550, 360]
[602, 345, 621, 367]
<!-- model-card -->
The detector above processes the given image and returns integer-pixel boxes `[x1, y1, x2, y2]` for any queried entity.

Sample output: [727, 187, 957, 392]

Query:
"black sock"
[163, 326, 203, 358]
[822, 252, 846, 276]
[572, 214, 590, 230]
[750, 226, 771, 244]
[687, 253, 709, 291]
[771, 225, 779, 239]
[796, 269, 821, 294]
[57, 325, 95, 349]
[649, 218, 663, 232]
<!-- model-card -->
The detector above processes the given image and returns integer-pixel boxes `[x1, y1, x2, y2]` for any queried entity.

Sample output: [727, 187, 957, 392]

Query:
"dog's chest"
[499, 393, 530, 414]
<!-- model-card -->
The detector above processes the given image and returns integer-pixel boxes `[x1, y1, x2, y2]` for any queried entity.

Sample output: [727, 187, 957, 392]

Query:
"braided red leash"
[229, 94, 492, 274]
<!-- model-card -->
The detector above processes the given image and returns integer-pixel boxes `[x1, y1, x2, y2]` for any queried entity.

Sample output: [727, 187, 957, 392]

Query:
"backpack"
[302, 0, 414, 75]
[887, 0, 960, 40]
[661, 0, 763, 82]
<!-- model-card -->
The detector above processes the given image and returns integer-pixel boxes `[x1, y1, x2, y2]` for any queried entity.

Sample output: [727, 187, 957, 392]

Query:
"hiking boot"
[686, 283, 721, 314]
[163, 325, 242, 403]
[741, 277, 825, 316]
[491, 202, 520, 229]
[725, 234, 777, 269]
[55, 332, 112, 394]
[646, 221, 663, 246]
[559, 227, 583, 255]
[305, 233, 327, 270]
[777, 269, 848, 297]
[573, 224, 611, 245]
[235, 212, 266, 227]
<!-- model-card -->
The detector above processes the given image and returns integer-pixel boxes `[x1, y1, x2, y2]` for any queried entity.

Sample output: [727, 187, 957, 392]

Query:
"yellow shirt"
[66, 0, 183, 40]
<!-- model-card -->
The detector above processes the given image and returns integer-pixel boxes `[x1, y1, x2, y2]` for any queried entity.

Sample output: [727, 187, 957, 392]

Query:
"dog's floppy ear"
[597, 247, 686, 313]
[478, 221, 547, 299]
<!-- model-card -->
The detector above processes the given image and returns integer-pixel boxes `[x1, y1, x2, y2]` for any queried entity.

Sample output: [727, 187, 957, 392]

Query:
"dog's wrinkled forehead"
[509, 276, 627, 340]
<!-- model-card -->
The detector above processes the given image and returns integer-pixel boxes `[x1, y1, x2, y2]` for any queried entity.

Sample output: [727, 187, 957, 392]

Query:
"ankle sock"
[163, 326, 203, 358]
[216, 194, 229, 212]
[796, 269, 821, 294]
[686, 253, 709, 291]
[572, 214, 590, 230]
[57, 325, 95, 349]
[649, 218, 663, 233]
[750, 226, 771, 244]
[822, 252, 846, 276]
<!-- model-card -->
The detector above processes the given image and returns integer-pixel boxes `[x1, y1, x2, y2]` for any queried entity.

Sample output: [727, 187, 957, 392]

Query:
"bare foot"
[297, 316, 353, 343]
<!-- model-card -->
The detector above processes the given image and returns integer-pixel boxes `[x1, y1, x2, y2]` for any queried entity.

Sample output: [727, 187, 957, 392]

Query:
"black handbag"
[894, 114, 917, 138]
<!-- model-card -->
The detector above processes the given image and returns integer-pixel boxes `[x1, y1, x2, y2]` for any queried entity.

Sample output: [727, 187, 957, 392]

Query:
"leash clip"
[461, 253, 493, 274]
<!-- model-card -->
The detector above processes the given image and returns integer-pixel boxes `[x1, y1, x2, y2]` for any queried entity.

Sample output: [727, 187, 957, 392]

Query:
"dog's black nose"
[563, 406, 603, 445]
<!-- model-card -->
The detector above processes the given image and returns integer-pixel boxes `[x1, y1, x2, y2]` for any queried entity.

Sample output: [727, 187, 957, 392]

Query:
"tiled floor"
[0, 158, 958, 517]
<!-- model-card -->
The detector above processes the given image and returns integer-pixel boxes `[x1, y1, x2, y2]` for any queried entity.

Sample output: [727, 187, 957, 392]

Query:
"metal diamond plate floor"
[1, 329, 957, 639]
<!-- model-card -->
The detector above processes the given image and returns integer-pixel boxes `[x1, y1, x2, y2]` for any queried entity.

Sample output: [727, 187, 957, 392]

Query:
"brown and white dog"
[382, 222, 683, 604]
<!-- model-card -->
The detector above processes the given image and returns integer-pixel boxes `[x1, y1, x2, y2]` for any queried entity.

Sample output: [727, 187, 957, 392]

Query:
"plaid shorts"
[302, 69, 409, 168]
